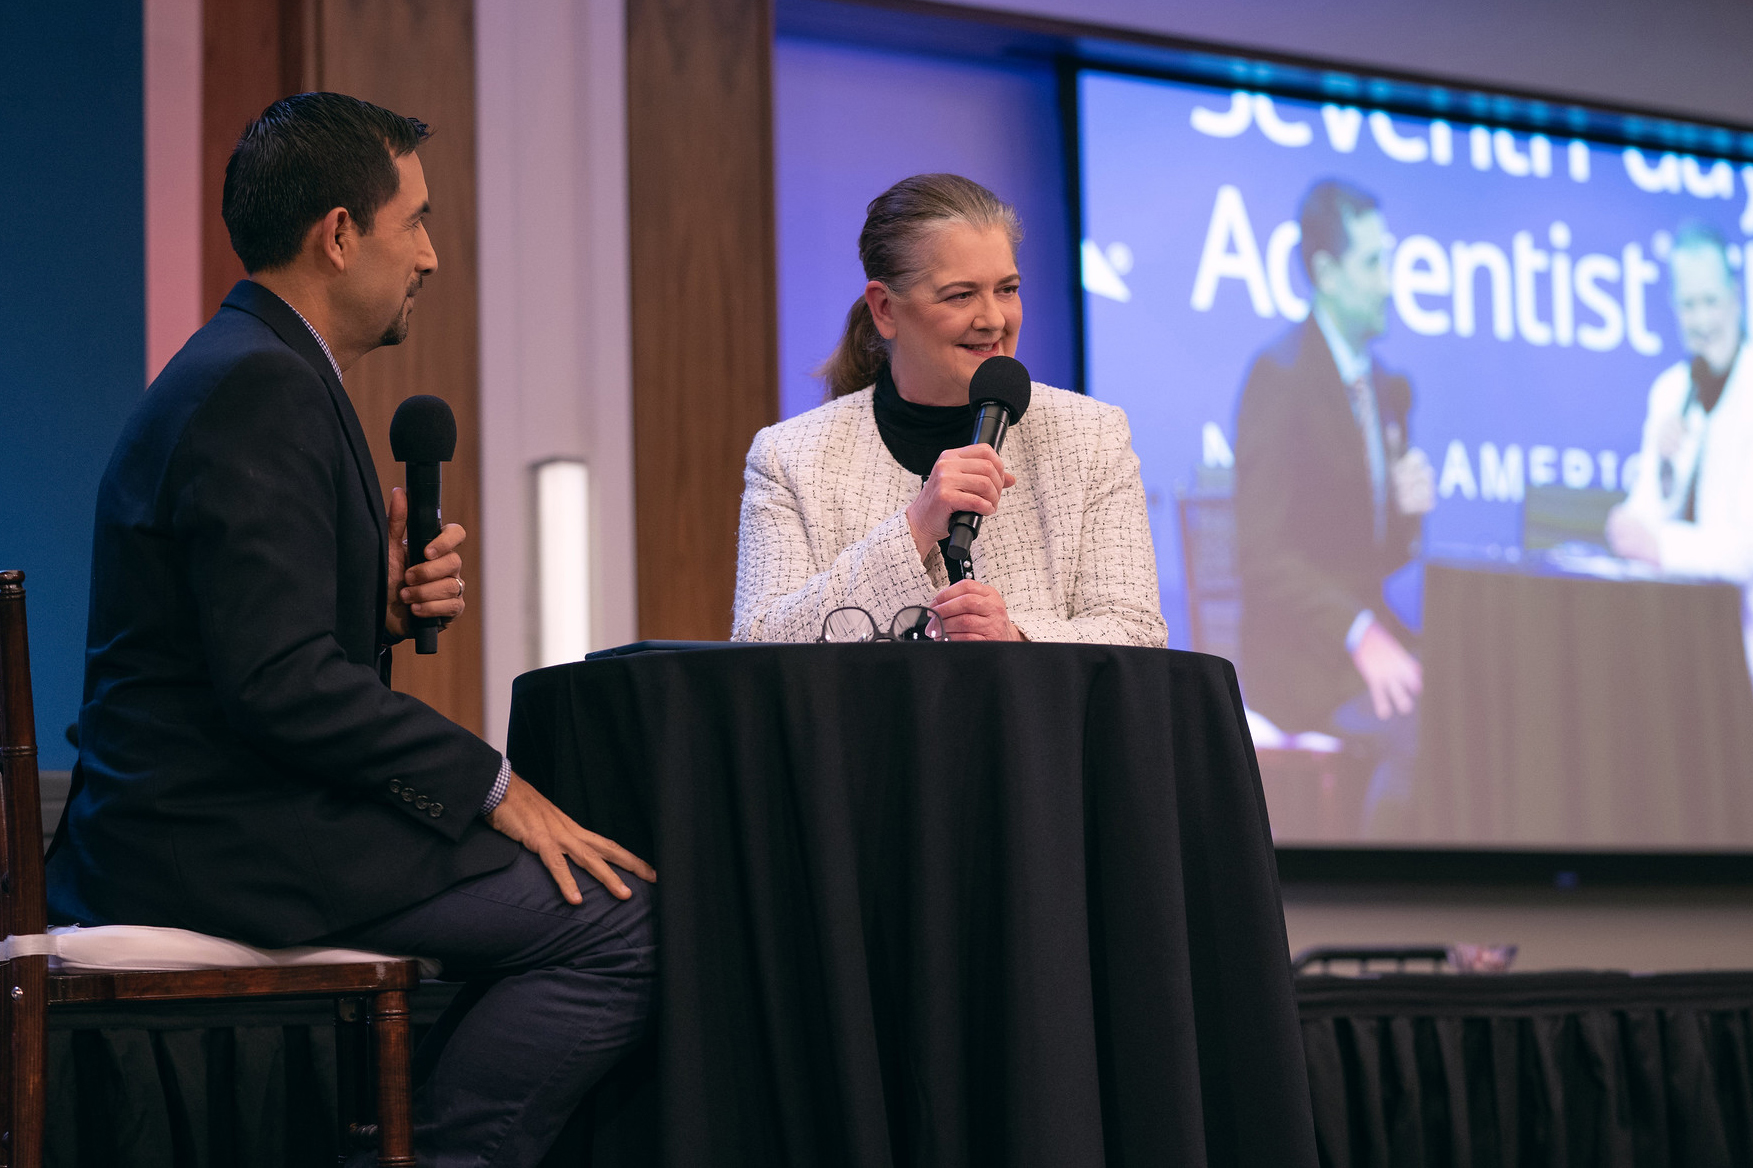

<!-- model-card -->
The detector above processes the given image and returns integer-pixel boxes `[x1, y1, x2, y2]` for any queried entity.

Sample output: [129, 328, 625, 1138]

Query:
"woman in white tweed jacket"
[733, 174, 1166, 648]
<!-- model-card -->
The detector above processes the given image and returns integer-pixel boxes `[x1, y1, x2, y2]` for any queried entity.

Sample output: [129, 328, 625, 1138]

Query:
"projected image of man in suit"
[1234, 180, 1435, 838]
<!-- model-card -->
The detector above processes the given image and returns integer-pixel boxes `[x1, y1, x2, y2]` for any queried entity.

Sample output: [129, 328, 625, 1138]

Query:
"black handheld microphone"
[389, 395, 458, 655]
[945, 355, 1032, 583]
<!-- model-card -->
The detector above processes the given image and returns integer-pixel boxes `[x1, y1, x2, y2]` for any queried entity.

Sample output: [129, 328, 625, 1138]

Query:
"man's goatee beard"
[378, 314, 412, 348]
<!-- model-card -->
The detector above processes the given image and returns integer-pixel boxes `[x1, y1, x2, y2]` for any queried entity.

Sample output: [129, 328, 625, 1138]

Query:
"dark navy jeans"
[330, 849, 656, 1167]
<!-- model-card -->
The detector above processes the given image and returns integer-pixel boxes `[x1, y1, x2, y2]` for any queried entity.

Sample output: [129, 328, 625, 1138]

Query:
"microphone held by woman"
[945, 355, 1032, 581]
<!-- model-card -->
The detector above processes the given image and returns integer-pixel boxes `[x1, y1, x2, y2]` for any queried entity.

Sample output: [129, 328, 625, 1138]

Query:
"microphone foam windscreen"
[389, 394, 458, 463]
[969, 355, 1032, 421]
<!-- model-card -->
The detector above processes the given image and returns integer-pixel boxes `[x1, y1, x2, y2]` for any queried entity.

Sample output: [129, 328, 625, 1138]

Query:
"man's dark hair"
[222, 92, 430, 274]
[1298, 179, 1380, 281]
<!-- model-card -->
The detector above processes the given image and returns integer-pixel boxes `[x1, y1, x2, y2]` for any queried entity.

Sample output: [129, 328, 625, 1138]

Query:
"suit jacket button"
[389, 781, 402, 794]
[402, 790, 415, 802]
[414, 796, 429, 809]
[428, 803, 443, 817]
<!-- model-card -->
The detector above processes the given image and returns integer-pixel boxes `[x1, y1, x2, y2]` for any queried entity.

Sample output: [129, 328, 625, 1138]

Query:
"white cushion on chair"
[0, 926, 438, 978]
[1245, 706, 1343, 754]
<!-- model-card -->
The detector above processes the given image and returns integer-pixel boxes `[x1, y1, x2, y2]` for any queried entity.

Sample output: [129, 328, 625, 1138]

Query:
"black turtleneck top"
[1678, 352, 1737, 522]
[1690, 353, 1733, 415]
[872, 364, 972, 478]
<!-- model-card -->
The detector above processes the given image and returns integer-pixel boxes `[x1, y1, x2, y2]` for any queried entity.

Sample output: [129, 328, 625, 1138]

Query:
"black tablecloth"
[1418, 562, 1753, 846]
[40, 961, 1753, 1165]
[506, 642, 1317, 1167]
[1298, 970, 1753, 1167]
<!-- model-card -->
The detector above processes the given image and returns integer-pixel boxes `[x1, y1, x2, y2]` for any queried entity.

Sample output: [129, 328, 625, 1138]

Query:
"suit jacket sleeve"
[166, 351, 499, 837]
[1235, 357, 1373, 649]
[733, 423, 939, 642]
[1009, 406, 1169, 647]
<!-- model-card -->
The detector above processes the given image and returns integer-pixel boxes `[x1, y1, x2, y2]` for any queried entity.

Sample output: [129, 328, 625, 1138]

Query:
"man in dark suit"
[47, 93, 655, 1166]
[1234, 180, 1434, 836]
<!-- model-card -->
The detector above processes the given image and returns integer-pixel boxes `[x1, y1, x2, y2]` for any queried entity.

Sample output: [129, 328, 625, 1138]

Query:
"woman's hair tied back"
[818, 174, 1022, 399]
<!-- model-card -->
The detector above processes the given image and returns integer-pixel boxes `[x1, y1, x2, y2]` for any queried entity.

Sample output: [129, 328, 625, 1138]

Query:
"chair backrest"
[0, 570, 50, 1165]
[0, 571, 48, 940]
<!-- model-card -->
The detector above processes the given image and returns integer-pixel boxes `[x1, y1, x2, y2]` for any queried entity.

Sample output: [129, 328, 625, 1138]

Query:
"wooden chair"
[0, 570, 418, 1167]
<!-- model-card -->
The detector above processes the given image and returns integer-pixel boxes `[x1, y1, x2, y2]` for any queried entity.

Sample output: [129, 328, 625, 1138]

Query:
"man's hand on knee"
[1349, 622, 1422, 721]
[487, 774, 656, 903]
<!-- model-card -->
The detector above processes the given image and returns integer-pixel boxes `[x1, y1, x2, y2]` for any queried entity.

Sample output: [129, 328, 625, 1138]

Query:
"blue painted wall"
[0, 3, 144, 769]
[774, 37, 1077, 420]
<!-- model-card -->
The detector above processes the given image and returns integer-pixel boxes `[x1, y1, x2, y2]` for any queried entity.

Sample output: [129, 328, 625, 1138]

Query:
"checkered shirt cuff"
[481, 756, 512, 816]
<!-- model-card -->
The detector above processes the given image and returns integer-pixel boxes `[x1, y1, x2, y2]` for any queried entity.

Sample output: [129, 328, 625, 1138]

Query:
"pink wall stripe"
[144, 0, 201, 384]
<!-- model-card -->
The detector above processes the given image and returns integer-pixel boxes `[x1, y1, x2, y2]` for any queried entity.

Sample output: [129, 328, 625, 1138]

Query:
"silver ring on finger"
[455, 575, 466, 598]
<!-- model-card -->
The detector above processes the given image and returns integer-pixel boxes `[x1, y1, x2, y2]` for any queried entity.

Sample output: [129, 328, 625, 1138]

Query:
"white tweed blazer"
[733, 383, 1168, 647]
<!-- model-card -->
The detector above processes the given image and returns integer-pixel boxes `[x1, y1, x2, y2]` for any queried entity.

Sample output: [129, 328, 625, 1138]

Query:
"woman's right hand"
[905, 444, 1015, 563]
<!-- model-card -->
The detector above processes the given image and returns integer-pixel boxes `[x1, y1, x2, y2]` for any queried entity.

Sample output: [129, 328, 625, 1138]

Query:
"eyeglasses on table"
[817, 605, 949, 643]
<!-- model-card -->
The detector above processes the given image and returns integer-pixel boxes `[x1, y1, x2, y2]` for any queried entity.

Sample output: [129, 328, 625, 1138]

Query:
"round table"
[508, 641, 1317, 1168]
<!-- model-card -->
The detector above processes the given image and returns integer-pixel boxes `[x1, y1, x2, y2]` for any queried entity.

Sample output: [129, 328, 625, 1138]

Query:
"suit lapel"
[325, 383, 390, 544]
[220, 280, 388, 544]
[220, 281, 390, 630]
[1299, 321, 1372, 474]
[1294, 319, 1381, 548]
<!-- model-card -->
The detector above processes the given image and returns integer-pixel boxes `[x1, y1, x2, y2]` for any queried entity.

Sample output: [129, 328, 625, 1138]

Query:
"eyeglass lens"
[821, 607, 880, 642]
[890, 606, 946, 641]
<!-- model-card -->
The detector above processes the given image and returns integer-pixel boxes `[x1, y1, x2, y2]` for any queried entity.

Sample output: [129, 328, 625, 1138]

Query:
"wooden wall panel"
[316, 0, 485, 733]
[201, 0, 484, 732]
[628, 0, 780, 639]
[201, 0, 315, 318]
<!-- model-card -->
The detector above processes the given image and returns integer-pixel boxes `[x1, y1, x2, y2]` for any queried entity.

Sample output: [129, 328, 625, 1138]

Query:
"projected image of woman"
[1608, 221, 1753, 676]
[732, 174, 1167, 647]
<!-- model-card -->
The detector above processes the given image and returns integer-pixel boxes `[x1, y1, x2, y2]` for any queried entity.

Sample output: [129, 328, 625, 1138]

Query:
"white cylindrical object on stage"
[535, 459, 592, 666]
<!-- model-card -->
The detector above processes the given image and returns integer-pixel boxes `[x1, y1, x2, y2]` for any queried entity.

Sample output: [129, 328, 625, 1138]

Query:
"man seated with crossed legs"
[46, 92, 656, 1167]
